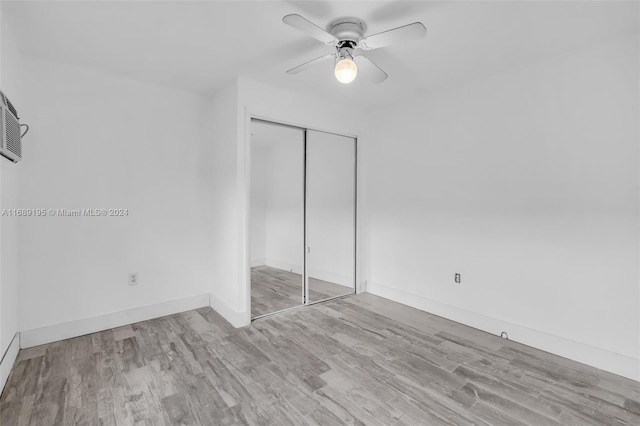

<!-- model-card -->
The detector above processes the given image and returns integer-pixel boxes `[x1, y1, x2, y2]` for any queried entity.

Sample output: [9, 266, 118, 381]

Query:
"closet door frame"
[245, 113, 358, 321]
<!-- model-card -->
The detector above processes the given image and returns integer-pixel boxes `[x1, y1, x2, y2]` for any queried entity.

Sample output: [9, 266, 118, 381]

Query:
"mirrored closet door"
[250, 119, 356, 319]
[306, 130, 356, 303]
[250, 120, 305, 318]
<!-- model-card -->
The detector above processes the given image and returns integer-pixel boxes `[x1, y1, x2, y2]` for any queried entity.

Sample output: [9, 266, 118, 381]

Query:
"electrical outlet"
[455, 273, 461, 283]
[129, 272, 139, 286]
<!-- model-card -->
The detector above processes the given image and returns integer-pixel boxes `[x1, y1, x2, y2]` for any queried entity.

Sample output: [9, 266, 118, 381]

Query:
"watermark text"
[1, 208, 129, 217]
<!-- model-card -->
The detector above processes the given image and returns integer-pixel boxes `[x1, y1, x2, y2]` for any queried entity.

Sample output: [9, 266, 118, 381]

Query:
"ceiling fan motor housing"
[329, 18, 365, 45]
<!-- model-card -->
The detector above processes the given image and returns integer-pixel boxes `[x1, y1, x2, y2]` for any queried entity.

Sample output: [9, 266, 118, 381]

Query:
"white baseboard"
[209, 294, 250, 328]
[367, 281, 640, 381]
[20, 294, 210, 348]
[0, 332, 20, 394]
[308, 268, 353, 288]
[263, 259, 352, 288]
[265, 258, 303, 275]
[250, 258, 266, 267]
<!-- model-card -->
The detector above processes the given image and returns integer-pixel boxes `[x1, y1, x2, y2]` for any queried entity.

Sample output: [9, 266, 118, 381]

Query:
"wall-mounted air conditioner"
[0, 90, 23, 163]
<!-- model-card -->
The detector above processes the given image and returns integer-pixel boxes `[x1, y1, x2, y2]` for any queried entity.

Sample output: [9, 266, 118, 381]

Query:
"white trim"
[303, 126, 309, 305]
[0, 332, 20, 394]
[259, 260, 352, 289]
[209, 293, 250, 328]
[250, 114, 359, 140]
[308, 268, 353, 289]
[250, 258, 266, 268]
[264, 258, 303, 276]
[20, 294, 210, 348]
[367, 281, 640, 381]
[241, 108, 252, 317]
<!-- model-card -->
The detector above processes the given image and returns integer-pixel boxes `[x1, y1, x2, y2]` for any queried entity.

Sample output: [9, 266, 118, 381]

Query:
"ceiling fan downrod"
[335, 40, 356, 61]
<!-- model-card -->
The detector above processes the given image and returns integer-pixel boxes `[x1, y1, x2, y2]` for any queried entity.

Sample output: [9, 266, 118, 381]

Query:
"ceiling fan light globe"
[334, 58, 358, 84]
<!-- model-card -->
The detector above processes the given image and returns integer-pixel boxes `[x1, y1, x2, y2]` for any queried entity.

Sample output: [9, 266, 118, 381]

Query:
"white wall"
[362, 34, 639, 379]
[209, 80, 242, 324]
[14, 56, 216, 335]
[0, 7, 22, 391]
[238, 78, 366, 139]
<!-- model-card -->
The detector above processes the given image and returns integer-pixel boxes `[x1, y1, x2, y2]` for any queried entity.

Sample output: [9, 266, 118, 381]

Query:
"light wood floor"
[1, 293, 639, 425]
[251, 265, 353, 317]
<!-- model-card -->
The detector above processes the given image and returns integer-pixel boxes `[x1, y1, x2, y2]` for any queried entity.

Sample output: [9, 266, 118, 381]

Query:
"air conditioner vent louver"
[6, 98, 17, 118]
[5, 114, 21, 157]
[0, 90, 22, 163]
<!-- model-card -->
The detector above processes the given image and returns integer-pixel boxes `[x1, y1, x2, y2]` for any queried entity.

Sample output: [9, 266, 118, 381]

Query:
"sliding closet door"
[250, 120, 305, 318]
[306, 130, 356, 303]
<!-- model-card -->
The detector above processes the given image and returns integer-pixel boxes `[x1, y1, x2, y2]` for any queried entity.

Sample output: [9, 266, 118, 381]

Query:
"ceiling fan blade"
[354, 55, 388, 83]
[359, 22, 426, 50]
[286, 54, 335, 75]
[282, 14, 338, 45]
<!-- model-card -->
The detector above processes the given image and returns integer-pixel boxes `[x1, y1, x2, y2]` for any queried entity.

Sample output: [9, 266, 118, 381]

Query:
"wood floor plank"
[469, 400, 529, 426]
[538, 384, 640, 426]
[2, 293, 638, 425]
[460, 381, 562, 425]
[15, 345, 47, 363]
[0, 356, 43, 402]
[112, 325, 136, 342]
[17, 394, 35, 426]
[452, 364, 565, 419]
[91, 329, 115, 356]
[96, 387, 118, 426]
[0, 399, 23, 426]
[161, 392, 201, 426]
[29, 375, 67, 426]
[385, 373, 488, 425]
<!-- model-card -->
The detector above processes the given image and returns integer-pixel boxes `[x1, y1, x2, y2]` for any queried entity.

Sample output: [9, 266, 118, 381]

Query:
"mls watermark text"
[1, 208, 129, 217]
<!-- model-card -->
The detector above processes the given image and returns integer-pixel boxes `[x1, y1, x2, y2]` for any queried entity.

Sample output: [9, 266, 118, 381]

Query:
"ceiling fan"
[282, 14, 426, 84]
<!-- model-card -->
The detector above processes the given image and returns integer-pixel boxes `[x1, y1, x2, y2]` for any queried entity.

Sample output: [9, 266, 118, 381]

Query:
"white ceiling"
[3, 0, 638, 112]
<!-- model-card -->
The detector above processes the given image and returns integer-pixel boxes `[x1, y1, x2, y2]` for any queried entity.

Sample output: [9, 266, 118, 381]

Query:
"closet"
[249, 118, 356, 319]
